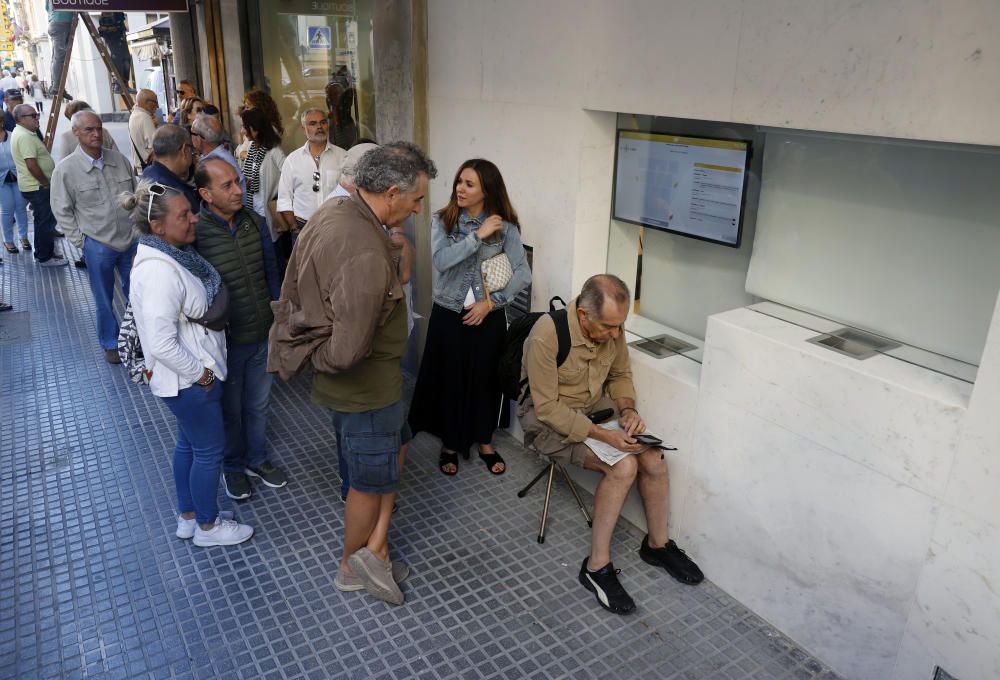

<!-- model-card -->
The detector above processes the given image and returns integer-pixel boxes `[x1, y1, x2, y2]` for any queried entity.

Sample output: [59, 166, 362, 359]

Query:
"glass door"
[254, 0, 376, 152]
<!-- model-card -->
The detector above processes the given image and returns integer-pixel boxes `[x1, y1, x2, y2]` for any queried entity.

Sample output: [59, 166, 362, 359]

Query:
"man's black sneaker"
[245, 461, 288, 488]
[578, 558, 636, 615]
[639, 536, 704, 585]
[222, 471, 252, 500]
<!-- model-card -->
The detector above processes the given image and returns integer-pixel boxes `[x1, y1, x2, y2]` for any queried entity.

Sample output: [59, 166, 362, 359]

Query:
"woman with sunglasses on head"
[409, 159, 531, 476]
[120, 181, 253, 547]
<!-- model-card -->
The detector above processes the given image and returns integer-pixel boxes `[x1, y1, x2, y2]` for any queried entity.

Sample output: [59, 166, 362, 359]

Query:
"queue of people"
[0, 79, 704, 617]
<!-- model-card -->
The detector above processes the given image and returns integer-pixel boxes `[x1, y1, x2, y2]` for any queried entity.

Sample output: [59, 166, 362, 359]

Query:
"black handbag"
[3, 170, 16, 184]
[187, 282, 231, 331]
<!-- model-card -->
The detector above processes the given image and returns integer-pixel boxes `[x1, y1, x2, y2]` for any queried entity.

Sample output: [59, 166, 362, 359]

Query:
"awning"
[131, 39, 162, 61]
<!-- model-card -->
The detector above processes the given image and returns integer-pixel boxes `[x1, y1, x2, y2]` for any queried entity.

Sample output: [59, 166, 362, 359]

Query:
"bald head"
[578, 274, 631, 317]
[13, 103, 35, 120]
[136, 89, 159, 114]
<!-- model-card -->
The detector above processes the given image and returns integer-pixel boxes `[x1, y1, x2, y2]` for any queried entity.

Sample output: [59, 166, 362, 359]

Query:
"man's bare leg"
[339, 489, 382, 575]
[358, 442, 409, 561]
[636, 448, 670, 547]
[583, 451, 638, 569]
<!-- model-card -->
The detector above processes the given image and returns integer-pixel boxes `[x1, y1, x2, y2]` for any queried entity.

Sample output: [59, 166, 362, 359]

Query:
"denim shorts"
[330, 400, 412, 495]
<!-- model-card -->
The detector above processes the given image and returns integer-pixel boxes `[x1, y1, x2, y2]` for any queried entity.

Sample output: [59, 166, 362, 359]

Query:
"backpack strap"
[550, 308, 571, 367]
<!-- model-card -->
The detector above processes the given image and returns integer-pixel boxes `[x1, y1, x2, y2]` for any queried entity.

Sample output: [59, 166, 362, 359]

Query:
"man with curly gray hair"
[268, 141, 436, 606]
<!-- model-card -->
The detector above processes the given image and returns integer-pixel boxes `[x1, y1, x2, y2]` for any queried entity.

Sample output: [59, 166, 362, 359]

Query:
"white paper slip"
[584, 422, 675, 466]
[585, 422, 638, 467]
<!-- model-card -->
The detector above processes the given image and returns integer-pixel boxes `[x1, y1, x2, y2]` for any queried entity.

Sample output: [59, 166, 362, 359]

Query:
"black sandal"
[439, 450, 459, 476]
[3, 242, 16, 254]
[478, 449, 506, 475]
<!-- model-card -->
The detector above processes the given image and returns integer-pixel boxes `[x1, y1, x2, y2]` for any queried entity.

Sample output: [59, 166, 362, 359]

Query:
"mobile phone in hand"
[633, 433, 663, 446]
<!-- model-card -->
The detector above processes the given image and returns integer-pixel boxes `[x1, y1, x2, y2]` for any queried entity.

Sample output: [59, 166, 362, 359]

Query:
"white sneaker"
[38, 257, 68, 267]
[176, 511, 234, 539]
[192, 517, 253, 547]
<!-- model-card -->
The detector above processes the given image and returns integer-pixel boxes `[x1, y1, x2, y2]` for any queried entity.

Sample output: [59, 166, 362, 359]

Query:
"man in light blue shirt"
[50, 111, 137, 363]
[191, 113, 245, 195]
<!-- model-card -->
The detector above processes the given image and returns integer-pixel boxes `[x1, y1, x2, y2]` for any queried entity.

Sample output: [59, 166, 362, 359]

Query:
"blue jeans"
[0, 182, 28, 243]
[83, 237, 137, 350]
[163, 383, 225, 525]
[330, 400, 411, 495]
[222, 341, 272, 473]
[21, 186, 57, 261]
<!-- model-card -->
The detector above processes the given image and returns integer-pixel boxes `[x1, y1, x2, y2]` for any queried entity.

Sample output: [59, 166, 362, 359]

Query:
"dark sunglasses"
[312, 171, 320, 193]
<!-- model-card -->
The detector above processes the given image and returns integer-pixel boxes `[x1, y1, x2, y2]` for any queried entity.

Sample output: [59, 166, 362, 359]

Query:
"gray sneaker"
[335, 561, 410, 592]
[347, 547, 404, 605]
[38, 257, 67, 267]
[222, 471, 252, 500]
[245, 461, 288, 488]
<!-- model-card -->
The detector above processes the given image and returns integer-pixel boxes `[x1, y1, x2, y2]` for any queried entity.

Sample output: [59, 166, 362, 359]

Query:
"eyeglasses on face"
[312, 171, 320, 192]
[18, 112, 39, 119]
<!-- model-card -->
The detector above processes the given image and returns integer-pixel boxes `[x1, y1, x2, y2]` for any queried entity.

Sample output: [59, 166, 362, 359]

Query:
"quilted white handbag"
[480, 252, 513, 292]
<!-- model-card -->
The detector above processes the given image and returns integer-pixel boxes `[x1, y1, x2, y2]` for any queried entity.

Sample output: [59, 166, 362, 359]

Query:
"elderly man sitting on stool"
[519, 273, 703, 615]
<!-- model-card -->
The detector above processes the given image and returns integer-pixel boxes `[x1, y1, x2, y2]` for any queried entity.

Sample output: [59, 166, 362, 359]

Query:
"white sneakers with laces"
[176, 510, 235, 539]
[175, 512, 252, 546]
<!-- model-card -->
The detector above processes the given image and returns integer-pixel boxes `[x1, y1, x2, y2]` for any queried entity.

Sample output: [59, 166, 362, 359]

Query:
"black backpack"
[498, 296, 571, 404]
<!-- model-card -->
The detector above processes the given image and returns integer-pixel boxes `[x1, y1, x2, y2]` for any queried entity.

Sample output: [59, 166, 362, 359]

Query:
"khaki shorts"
[518, 396, 617, 468]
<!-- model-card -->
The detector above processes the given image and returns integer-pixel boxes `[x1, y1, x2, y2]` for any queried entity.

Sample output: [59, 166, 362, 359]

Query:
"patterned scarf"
[139, 235, 222, 304]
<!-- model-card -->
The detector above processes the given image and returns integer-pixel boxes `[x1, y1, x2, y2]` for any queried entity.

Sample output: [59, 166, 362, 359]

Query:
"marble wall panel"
[683, 398, 939, 680]
[699, 310, 965, 498]
[892, 506, 1000, 680]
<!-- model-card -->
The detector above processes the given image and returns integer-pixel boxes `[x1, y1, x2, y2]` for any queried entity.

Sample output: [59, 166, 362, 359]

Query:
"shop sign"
[276, 1, 353, 17]
[0, 43, 13, 53]
[51, 1, 189, 11]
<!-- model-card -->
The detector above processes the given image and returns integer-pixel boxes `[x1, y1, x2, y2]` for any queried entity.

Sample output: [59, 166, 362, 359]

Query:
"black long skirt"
[408, 303, 507, 452]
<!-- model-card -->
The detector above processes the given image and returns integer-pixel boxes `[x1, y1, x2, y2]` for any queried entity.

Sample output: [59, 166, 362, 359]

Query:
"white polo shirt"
[275, 141, 347, 222]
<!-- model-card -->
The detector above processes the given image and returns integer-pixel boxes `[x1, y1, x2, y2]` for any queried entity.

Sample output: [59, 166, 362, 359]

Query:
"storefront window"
[255, 0, 376, 152]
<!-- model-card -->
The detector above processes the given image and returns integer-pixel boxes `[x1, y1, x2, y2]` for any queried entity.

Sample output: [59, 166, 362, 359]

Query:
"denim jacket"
[431, 210, 531, 313]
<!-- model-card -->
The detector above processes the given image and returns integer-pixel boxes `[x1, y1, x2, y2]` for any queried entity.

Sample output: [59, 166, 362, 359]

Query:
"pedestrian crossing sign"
[308, 26, 331, 50]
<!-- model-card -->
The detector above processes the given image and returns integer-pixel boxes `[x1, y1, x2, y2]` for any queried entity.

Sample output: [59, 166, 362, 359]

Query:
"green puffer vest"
[194, 208, 274, 345]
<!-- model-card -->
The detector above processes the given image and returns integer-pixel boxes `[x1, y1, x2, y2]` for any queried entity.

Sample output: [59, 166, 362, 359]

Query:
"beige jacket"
[520, 299, 637, 443]
[267, 192, 403, 380]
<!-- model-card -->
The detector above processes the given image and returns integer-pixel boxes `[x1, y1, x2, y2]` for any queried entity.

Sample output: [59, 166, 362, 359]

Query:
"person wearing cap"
[4, 89, 24, 134]
[274, 108, 346, 261]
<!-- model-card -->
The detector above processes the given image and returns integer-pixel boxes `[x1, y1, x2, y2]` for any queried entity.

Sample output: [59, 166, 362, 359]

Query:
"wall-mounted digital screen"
[613, 130, 751, 247]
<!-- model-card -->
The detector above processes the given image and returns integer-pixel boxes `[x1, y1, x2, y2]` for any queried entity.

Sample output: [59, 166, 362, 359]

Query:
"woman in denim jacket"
[409, 159, 531, 476]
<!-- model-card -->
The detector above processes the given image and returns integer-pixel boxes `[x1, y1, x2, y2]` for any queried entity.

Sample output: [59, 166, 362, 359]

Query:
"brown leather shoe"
[104, 349, 122, 364]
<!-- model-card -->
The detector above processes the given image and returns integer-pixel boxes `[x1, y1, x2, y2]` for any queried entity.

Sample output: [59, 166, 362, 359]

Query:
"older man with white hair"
[191, 113, 245, 194]
[325, 141, 379, 200]
[50, 110, 137, 362]
[275, 107, 346, 260]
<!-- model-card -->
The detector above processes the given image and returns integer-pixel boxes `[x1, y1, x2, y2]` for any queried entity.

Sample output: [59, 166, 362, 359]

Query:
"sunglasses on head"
[146, 182, 175, 223]
[312, 170, 320, 192]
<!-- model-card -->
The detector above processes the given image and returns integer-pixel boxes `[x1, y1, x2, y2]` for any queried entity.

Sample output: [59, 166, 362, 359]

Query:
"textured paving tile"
[0, 236, 845, 680]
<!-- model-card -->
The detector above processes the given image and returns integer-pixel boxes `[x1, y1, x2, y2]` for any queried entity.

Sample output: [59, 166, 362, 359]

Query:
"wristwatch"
[196, 368, 215, 386]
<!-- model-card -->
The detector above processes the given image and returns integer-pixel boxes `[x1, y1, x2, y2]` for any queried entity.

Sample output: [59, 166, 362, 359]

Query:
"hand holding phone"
[633, 433, 663, 447]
